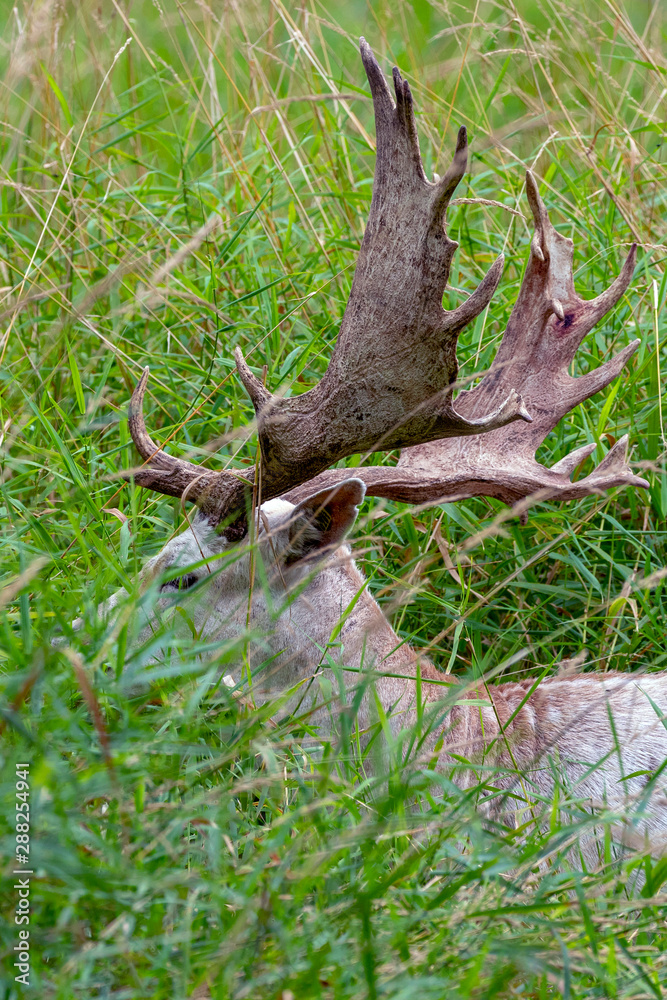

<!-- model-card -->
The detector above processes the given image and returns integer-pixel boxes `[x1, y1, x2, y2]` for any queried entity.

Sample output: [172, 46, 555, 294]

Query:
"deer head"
[101, 479, 417, 727]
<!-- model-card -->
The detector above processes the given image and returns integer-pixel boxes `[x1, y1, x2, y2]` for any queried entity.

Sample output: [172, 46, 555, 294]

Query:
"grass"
[1, 0, 667, 996]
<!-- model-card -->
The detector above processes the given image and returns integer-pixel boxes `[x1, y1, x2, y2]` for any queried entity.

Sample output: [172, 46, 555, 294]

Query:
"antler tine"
[525, 170, 637, 337]
[128, 367, 201, 474]
[361, 37, 426, 185]
[234, 348, 271, 411]
[433, 125, 469, 214]
[391, 68, 424, 180]
[125, 367, 248, 531]
[359, 37, 394, 122]
[584, 243, 637, 328]
[566, 339, 640, 411]
[445, 254, 505, 334]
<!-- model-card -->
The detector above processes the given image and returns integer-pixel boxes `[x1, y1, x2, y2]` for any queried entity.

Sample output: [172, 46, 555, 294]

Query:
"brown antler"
[233, 40, 532, 484]
[125, 39, 531, 527]
[286, 172, 648, 508]
[125, 39, 645, 528]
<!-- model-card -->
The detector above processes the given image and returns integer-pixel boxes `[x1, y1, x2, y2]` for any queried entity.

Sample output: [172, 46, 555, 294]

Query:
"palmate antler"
[125, 39, 646, 529]
[287, 173, 648, 508]
[126, 39, 530, 528]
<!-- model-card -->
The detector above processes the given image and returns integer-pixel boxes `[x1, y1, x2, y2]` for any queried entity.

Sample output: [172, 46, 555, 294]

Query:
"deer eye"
[161, 573, 199, 593]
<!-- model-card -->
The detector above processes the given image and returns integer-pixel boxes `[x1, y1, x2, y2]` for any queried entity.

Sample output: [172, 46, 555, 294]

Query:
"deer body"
[111, 484, 667, 852]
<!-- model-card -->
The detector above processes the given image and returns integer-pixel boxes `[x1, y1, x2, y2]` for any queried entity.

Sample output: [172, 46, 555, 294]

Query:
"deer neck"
[282, 550, 433, 736]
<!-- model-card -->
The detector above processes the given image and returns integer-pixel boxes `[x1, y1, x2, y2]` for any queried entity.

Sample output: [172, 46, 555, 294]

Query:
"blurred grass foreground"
[1, 0, 667, 997]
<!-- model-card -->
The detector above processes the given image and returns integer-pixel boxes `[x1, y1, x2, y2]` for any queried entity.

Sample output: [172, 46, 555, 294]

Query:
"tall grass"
[1, 1, 666, 997]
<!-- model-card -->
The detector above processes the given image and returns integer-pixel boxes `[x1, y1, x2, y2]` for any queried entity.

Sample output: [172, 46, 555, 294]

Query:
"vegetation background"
[1, 0, 666, 996]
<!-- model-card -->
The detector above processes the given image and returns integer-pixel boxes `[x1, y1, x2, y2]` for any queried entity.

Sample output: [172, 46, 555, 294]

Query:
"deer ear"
[286, 478, 366, 562]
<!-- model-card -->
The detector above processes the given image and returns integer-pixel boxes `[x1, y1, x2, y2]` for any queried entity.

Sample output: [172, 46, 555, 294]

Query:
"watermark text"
[13, 763, 31, 987]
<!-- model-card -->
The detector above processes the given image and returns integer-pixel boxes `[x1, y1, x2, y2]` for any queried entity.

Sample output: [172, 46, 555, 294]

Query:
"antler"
[124, 39, 531, 531]
[286, 172, 648, 508]
[124, 40, 646, 529]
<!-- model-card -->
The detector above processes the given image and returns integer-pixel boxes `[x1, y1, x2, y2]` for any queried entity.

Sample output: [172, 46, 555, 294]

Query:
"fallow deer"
[98, 41, 665, 852]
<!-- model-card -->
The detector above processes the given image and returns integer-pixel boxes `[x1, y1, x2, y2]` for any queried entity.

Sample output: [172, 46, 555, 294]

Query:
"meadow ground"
[1, 1, 667, 997]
